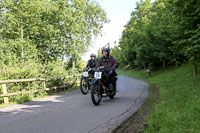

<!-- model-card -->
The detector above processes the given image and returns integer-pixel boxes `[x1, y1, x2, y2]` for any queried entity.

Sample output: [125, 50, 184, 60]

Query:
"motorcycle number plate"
[83, 72, 89, 77]
[94, 72, 102, 79]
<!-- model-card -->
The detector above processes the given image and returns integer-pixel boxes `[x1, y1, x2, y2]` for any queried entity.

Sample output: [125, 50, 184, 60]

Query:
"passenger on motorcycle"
[97, 45, 119, 91]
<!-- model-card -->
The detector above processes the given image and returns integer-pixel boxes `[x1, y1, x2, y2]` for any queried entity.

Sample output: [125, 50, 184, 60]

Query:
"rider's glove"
[109, 67, 115, 75]
[83, 67, 88, 71]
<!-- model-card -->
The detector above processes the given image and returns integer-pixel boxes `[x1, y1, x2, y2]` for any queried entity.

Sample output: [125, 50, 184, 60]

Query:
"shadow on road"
[0, 90, 80, 116]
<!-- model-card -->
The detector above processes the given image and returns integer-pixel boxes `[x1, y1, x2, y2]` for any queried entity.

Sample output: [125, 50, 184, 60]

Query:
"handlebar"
[83, 67, 91, 72]
[83, 66, 112, 72]
[92, 67, 106, 72]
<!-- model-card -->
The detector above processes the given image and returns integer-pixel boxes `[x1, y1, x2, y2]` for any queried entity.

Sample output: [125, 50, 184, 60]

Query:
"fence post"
[43, 81, 46, 90]
[2, 84, 9, 104]
[75, 75, 80, 86]
[76, 76, 79, 86]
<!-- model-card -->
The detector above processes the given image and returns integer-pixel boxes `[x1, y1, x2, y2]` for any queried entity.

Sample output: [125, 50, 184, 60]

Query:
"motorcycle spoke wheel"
[91, 84, 101, 106]
[80, 78, 89, 95]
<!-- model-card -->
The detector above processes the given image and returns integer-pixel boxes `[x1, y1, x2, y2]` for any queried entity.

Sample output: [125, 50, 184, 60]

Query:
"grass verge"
[115, 63, 200, 132]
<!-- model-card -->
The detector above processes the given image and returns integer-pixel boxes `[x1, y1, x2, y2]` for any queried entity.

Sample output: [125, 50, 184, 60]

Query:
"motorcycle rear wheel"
[109, 83, 116, 99]
[109, 90, 116, 99]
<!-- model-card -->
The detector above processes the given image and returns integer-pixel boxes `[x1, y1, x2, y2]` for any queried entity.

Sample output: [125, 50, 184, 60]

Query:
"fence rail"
[0, 74, 81, 104]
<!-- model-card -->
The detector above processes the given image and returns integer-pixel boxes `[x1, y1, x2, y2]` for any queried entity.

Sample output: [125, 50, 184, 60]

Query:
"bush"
[0, 60, 73, 104]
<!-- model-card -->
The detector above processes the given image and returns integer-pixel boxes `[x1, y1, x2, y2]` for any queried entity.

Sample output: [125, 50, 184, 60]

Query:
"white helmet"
[90, 53, 96, 58]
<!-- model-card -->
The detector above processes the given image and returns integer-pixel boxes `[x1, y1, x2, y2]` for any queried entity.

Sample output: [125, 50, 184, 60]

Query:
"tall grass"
[118, 64, 200, 132]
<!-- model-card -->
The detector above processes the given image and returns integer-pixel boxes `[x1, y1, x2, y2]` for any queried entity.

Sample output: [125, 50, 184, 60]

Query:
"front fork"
[92, 79, 103, 96]
[81, 76, 89, 89]
[85, 77, 89, 89]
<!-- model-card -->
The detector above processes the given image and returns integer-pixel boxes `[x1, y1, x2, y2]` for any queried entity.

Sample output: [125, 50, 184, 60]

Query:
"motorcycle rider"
[97, 45, 119, 91]
[86, 53, 97, 69]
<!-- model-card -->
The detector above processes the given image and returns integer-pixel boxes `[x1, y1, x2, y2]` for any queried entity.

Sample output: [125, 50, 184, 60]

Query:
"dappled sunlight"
[0, 95, 66, 116]
[0, 104, 41, 116]
[36, 95, 66, 103]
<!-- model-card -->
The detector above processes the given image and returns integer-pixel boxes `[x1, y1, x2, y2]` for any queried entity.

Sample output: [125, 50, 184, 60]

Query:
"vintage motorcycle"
[80, 67, 94, 95]
[91, 67, 117, 106]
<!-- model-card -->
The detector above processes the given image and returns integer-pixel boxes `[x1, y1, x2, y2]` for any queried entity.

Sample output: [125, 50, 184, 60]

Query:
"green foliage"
[76, 61, 88, 71]
[114, 0, 200, 74]
[0, 59, 75, 104]
[97, 48, 102, 59]
[43, 61, 69, 78]
[0, 0, 107, 104]
[0, 60, 42, 80]
[119, 63, 200, 132]
[0, 0, 108, 63]
[145, 64, 200, 132]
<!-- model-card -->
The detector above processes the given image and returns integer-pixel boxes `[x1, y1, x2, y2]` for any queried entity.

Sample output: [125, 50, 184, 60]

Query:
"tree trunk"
[163, 60, 166, 69]
[62, 55, 65, 70]
[194, 54, 198, 75]
[21, 17, 24, 59]
[62, 61, 64, 71]
[72, 55, 75, 74]
[194, 63, 198, 76]
[175, 61, 178, 68]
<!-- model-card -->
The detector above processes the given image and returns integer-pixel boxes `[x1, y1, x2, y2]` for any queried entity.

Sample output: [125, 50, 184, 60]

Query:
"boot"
[109, 84, 113, 91]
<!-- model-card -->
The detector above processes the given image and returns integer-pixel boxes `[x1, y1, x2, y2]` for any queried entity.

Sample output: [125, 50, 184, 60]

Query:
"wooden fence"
[0, 75, 81, 104]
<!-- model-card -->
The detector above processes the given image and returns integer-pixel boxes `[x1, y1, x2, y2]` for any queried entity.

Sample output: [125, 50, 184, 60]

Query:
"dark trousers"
[108, 72, 114, 85]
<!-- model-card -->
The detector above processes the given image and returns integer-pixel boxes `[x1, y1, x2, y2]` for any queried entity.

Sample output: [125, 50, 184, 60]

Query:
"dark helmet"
[90, 53, 96, 58]
[101, 45, 110, 55]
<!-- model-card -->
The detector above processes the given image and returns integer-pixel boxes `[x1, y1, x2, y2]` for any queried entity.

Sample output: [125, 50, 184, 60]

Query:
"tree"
[0, 0, 108, 66]
[116, 0, 198, 73]
[172, 0, 200, 75]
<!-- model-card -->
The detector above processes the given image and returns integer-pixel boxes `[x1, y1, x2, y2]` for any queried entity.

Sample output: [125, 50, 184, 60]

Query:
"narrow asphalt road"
[0, 76, 149, 133]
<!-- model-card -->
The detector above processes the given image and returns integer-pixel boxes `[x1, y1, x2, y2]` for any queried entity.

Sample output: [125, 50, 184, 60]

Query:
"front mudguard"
[81, 75, 84, 80]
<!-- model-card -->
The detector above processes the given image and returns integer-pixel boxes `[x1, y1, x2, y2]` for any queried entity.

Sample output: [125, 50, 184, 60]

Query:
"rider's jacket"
[97, 55, 119, 72]
[86, 59, 97, 68]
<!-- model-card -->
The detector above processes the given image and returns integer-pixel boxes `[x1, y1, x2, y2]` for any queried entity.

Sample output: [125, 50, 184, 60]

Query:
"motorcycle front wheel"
[80, 77, 89, 95]
[91, 82, 102, 106]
